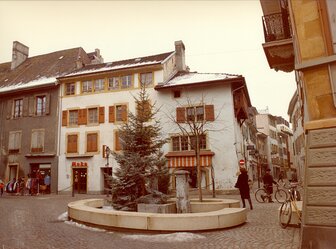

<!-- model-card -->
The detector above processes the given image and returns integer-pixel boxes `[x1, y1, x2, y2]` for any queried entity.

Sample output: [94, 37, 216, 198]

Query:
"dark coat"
[235, 172, 250, 199]
[263, 173, 276, 194]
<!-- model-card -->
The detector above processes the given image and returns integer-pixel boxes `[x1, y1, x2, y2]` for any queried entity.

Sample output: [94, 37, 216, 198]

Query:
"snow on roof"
[66, 60, 160, 77]
[160, 72, 241, 88]
[0, 76, 57, 93]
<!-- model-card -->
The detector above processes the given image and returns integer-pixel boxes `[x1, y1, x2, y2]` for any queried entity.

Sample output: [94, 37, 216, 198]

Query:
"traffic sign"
[239, 159, 245, 166]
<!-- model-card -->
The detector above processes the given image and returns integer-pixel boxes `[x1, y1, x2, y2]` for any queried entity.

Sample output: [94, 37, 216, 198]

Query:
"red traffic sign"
[239, 159, 245, 165]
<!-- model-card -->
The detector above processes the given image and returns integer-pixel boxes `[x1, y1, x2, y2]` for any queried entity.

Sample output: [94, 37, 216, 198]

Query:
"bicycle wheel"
[279, 200, 292, 228]
[275, 189, 288, 203]
[255, 188, 267, 203]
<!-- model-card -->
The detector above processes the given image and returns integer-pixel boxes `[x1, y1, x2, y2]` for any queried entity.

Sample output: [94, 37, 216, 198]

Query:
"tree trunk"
[196, 136, 203, 202]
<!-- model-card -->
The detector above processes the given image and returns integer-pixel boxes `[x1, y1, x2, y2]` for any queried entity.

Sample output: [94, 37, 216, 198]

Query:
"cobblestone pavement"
[0, 193, 300, 249]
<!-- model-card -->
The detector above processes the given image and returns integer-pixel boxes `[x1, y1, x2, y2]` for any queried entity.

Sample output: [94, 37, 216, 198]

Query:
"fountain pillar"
[175, 170, 191, 213]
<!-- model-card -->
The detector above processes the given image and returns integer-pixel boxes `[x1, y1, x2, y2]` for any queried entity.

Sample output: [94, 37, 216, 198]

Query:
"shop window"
[67, 134, 78, 153]
[31, 129, 45, 153]
[8, 131, 21, 154]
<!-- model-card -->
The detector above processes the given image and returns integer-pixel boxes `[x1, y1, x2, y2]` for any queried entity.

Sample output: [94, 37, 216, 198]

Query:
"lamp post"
[104, 145, 112, 197]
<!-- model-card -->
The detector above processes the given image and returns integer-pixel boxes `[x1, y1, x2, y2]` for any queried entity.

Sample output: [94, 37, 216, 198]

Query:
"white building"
[57, 41, 252, 194]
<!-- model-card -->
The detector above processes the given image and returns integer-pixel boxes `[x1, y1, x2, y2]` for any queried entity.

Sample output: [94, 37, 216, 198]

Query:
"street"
[0, 193, 299, 249]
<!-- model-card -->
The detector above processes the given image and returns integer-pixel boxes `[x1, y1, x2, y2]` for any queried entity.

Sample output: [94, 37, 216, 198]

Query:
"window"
[69, 110, 79, 126]
[67, 134, 78, 153]
[82, 80, 93, 93]
[65, 83, 75, 95]
[176, 105, 214, 123]
[36, 96, 46, 116]
[186, 106, 204, 122]
[140, 72, 153, 87]
[88, 108, 98, 124]
[14, 99, 23, 118]
[8, 131, 21, 154]
[94, 79, 105, 92]
[173, 90, 181, 98]
[116, 105, 127, 122]
[108, 77, 120, 90]
[86, 132, 98, 153]
[121, 75, 132, 89]
[31, 129, 45, 153]
[171, 135, 207, 151]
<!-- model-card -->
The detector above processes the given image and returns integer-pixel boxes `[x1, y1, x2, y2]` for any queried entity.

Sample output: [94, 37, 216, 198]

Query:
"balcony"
[262, 12, 294, 72]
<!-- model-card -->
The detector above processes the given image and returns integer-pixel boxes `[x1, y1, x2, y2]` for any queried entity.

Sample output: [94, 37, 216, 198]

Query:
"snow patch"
[65, 220, 107, 233]
[0, 76, 57, 93]
[57, 212, 68, 221]
[122, 232, 205, 242]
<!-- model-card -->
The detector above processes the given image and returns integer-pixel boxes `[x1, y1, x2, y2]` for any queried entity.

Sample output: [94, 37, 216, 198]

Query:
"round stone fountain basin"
[68, 198, 246, 231]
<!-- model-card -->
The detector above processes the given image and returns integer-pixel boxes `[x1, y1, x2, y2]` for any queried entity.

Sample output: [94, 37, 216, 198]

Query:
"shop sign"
[72, 161, 88, 167]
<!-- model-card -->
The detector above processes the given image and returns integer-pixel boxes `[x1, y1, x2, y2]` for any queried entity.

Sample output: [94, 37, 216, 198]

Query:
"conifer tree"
[111, 86, 168, 211]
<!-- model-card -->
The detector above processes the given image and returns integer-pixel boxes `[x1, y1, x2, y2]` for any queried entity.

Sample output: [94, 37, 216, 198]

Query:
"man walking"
[263, 168, 277, 202]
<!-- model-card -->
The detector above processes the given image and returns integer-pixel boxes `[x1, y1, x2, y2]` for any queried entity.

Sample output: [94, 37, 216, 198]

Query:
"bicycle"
[284, 181, 301, 201]
[255, 184, 287, 203]
[279, 185, 302, 228]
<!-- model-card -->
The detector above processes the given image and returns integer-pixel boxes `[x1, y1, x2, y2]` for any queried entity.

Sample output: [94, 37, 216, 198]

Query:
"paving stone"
[0, 193, 299, 249]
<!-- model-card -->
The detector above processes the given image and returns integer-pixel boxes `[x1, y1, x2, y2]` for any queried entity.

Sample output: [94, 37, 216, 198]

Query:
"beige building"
[260, 0, 336, 247]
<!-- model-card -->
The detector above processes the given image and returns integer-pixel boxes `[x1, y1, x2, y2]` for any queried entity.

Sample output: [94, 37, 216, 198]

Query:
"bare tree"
[166, 94, 222, 202]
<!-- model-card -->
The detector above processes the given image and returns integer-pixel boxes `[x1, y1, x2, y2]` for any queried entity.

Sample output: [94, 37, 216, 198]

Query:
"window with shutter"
[67, 134, 78, 153]
[14, 99, 23, 118]
[69, 110, 79, 126]
[87, 133, 98, 152]
[88, 108, 98, 124]
[176, 107, 186, 123]
[36, 95, 46, 116]
[8, 131, 21, 153]
[31, 129, 45, 153]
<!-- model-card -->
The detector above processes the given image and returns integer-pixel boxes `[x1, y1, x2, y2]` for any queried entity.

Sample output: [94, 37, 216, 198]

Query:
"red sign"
[239, 159, 245, 166]
[72, 161, 88, 167]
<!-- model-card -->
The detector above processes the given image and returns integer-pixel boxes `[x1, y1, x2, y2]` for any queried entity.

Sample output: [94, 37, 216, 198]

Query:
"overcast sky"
[0, 1, 296, 120]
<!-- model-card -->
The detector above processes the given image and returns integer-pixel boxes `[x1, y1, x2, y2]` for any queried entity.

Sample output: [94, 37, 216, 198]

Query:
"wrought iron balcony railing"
[262, 12, 292, 42]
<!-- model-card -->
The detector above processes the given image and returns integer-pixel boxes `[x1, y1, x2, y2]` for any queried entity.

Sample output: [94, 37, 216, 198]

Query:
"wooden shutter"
[109, 106, 115, 123]
[45, 93, 50, 115]
[87, 133, 98, 152]
[67, 134, 78, 153]
[23, 97, 29, 117]
[28, 96, 35, 116]
[121, 105, 127, 122]
[62, 111, 68, 126]
[176, 107, 186, 123]
[78, 109, 87, 125]
[205, 105, 215, 121]
[6, 100, 12, 119]
[99, 107, 105, 123]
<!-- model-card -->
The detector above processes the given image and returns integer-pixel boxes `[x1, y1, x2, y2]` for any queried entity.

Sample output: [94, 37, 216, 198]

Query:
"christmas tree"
[111, 86, 168, 211]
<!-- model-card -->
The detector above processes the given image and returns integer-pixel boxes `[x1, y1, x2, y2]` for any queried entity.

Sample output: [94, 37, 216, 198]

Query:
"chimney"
[11, 41, 29, 70]
[174, 40, 186, 72]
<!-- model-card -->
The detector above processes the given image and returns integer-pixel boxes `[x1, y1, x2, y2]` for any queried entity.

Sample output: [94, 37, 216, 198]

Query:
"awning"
[165, 151, 215, 168]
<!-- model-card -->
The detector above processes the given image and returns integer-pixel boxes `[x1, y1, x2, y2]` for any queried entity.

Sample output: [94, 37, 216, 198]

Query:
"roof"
[0, 47, 91, 94]
[155, 71, 243, 89]
[62, 51, 175, 78]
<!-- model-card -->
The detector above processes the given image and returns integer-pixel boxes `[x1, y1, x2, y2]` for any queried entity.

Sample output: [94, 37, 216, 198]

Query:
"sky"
[0, 0, 296, 120]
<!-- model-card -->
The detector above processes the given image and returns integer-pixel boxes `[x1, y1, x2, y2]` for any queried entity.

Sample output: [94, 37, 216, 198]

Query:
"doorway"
[72, 168, 87, 194]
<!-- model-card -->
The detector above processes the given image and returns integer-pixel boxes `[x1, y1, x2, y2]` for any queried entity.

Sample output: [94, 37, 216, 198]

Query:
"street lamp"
[103, 145, 113, 197]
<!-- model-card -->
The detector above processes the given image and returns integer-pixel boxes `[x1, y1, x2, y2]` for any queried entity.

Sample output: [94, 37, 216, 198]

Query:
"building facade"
[57, 41, 252, 194]
[0, 41, 102, 194]
[260, 0, 336, 246]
